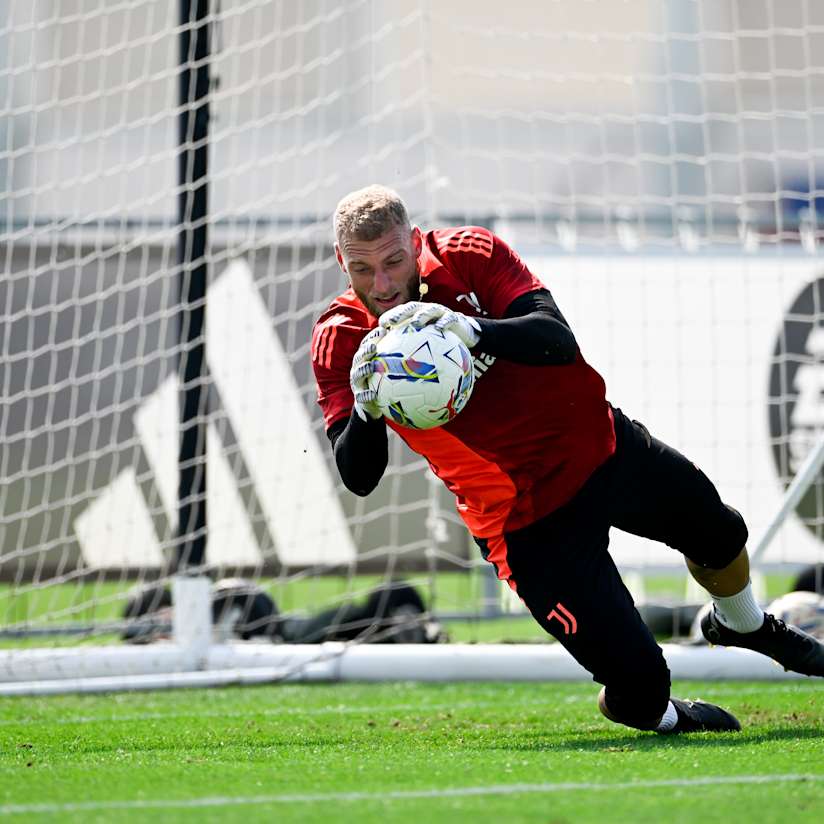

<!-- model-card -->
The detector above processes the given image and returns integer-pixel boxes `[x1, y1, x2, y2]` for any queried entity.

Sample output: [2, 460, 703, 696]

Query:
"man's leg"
[687, 546, 765, 632]
[482, 462, 736, 734]
[498, 525, 673, 732]
[596, 686, 739, 735]
[686, 546, 750, 597]
[692, 547, 824, 675]
[606, 409, 824, 677]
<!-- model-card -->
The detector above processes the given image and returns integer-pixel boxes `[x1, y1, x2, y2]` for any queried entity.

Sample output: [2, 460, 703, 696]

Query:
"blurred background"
[1, 0, 823, 635]
[3, 1, 824, 235]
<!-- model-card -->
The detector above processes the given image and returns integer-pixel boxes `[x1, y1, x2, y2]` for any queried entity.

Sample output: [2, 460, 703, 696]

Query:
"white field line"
[1, 774, 822, 815]
[0, 682, 820, 727]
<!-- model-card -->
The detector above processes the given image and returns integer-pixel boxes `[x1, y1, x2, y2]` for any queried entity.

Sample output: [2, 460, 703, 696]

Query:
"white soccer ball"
[367, 322, 475, 429]
[766, 591, 824, 641]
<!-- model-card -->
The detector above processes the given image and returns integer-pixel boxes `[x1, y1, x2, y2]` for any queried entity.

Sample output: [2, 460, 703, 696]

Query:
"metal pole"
[177, 0, 210, 570]
[750, 431, 824, 565]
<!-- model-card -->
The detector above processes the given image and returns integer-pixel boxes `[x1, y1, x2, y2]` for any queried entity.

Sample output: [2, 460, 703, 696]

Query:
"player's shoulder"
[429, 225, 495, 261]
[312, 289, 374, 369]
[314, 289, 372, 332]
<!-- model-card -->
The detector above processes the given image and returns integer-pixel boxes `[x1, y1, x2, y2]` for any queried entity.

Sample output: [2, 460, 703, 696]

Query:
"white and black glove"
[410, 303, 481, 348]
[379, 301, 481, 348]
[349, 327, 385, 421]
[378, 301, 428, 330]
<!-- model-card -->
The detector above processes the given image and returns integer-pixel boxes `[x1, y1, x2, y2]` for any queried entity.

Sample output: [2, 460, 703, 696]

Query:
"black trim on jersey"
[328, 409, 388, 497]
[474, 288, 577, 365]
[325, 288, 575, 497]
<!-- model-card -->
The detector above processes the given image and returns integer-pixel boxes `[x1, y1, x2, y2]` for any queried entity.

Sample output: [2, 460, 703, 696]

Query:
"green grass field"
[1, 680, 822, 823]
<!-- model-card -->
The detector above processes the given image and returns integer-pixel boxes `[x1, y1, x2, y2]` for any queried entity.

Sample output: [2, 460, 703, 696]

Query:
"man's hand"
[378, 301, 427, 330]
[350, 327, 385, 421]
[379, 301, 481, 348]
[413, 303, 482, 348]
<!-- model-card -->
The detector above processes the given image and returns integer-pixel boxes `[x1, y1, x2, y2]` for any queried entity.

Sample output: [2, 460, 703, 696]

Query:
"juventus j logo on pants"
[547, 602, 578, 635]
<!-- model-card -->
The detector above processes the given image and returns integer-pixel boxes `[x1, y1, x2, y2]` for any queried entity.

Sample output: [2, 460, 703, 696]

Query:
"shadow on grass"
[485, 724, 824, 753]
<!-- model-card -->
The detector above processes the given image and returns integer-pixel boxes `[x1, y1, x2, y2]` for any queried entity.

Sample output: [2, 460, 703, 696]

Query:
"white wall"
[526, 251, 824, 567]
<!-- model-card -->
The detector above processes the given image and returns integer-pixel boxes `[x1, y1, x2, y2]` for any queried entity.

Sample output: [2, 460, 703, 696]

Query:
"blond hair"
[333, 184, 410, 246]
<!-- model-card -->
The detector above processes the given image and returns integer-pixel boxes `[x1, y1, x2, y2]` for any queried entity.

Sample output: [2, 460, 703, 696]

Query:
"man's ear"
[335, 243, 346, 273]
[411, 226, 422, 256]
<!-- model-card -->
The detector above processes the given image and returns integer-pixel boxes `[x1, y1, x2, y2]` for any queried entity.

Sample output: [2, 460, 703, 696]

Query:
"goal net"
[2, 0, 823, 692]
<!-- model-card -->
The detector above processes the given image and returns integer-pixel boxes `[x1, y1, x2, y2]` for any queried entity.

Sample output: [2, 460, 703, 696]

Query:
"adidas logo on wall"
[73, 259, 356, 569]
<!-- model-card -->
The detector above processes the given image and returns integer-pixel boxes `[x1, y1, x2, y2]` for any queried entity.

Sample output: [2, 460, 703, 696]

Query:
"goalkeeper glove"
[410, 303, 482, 348]
[350, 327, 385, 421]
[379, 301, 481, 349]
[378, 300, 427, 330]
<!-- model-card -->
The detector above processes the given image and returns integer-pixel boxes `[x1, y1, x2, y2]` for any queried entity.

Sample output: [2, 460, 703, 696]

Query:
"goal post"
[1, 0, 823, 693]
[177, 0, 211, 574]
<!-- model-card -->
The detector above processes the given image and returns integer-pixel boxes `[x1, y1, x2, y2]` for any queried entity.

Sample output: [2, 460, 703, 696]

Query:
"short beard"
[357, 263, 421, 318]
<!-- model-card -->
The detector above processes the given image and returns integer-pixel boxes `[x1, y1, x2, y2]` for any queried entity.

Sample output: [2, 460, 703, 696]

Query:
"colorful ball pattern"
[367, 323, 475, 429]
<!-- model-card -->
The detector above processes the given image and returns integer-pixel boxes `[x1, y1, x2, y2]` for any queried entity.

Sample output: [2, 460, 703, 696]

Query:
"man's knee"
[683, 505, 748, 570]
[597, 659, 671, 731]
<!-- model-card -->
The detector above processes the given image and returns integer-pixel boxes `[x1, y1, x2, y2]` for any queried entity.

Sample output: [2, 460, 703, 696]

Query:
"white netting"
[1, 1, 823, 666]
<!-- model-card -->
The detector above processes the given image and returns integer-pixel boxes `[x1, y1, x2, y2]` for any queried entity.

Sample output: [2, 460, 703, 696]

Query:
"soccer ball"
[367, 322, 475, 429]
[766, 591, 824, 641]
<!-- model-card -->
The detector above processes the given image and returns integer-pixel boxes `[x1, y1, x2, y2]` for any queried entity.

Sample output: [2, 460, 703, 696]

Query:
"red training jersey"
[312, 226, 616, 538]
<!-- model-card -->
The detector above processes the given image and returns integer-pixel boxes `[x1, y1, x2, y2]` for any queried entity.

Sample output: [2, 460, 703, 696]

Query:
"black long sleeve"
[327, 409, 388, 497]
[474, 288, 577, 365]
[326, 288, 575, 497]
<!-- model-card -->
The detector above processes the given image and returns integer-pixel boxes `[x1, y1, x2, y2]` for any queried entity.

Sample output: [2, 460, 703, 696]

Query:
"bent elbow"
[350, 480, 379, 497]
[542, 330, 578, 365]
[336, 455, 385, 497]
[337, 464, 379, 497]
[559, 341, 578, 365]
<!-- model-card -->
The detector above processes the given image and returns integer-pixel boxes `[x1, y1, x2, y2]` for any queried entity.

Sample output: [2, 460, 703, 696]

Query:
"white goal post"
[2, 0, 823, 694]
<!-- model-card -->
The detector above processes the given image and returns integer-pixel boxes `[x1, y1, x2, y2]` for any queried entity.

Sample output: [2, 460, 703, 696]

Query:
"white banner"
[526, 252, 824, 567]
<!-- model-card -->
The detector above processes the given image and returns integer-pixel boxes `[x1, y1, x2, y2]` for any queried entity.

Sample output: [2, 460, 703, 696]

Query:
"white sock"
[655, 701, 678, 732]
[712, 582, 765, 633]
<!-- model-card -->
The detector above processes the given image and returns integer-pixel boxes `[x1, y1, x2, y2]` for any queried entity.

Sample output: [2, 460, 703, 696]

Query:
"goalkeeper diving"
[311, 184, 824, 735]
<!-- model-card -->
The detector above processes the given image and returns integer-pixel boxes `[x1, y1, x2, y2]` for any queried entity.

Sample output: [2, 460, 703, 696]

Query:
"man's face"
[336, 225, 422, 317]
